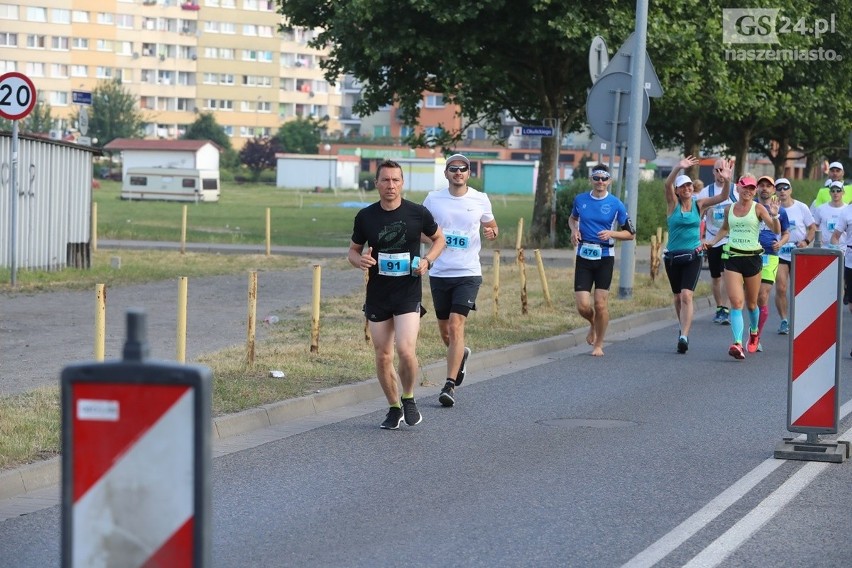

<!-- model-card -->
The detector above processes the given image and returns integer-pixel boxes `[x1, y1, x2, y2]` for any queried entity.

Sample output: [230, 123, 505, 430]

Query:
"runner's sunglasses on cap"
[447, 165, 469, 173]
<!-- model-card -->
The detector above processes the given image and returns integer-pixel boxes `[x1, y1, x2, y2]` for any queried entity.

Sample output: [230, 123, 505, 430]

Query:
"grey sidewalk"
[0, 297, 707, 520]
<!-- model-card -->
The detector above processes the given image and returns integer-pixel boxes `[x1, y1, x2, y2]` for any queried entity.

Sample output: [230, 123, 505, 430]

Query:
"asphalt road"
[1, 307, 850, 567]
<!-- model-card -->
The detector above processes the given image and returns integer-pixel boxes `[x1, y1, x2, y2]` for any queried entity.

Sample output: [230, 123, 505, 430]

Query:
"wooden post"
[533, 249, 553, 308]
[518, 248, 528, 315]
[180, 204, 188, 255]
[515, 217, 524, 251]
[265, 207, 271, 256]
[94, 284, 105, 361]
[245, 271, 257, 367]
[91, 202, 98, 253]
[176, 276, 188, 363]
[492, 250, 500, 318]
[363, 269, 371, 343]
[310, 264, 321, 353]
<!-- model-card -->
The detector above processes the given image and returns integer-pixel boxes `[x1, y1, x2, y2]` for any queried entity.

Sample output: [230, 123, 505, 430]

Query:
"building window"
[72, 10, 89, 23]
[51, 64, 68, 78]
[373, 125, 390, 137]
[71, 65, 87, 77]
[25, 62, 45, 76]
[50, 91, 69, 105]
[52, 9, 70, 24]
[0, 4, 19, 20]
[96, 66, 114, 79]
[25, 6, 47, 22]
[116, 14, 133, 28]
[26, 34, 46, 49]
[96, 12, 114, 25]
[0, 32, 16, 46]
[425, 94, 445, 108]
[51, 36, 69, 50]
[72, 38, 89, 49]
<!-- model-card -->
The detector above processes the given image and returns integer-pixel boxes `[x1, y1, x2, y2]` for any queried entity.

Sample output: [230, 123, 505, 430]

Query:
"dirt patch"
[0, 267, 365, 395]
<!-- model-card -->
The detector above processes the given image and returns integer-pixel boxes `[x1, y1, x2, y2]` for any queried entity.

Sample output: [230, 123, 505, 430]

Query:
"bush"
[219, 169, 235, 183]
[258, 170, 277, 184]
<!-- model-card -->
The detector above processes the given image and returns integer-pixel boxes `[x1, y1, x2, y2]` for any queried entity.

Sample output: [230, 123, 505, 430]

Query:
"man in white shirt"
[696, 158, 737, 325]
[423, 154, 498, 407]
[774, 178, 815, 335]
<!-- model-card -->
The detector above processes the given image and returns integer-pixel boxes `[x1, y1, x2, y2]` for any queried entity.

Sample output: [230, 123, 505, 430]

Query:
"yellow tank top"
[725, 201, 762, 255]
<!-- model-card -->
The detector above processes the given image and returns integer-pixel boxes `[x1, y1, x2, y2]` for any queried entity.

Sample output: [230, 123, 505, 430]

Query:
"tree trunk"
[683, 118, 702, 180]
[730, 127, 752, 179]
[530, 135, 557, 245]
[771, 136, 790, 179]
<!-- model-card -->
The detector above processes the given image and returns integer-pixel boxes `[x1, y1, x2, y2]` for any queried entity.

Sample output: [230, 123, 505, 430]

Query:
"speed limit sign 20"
[0, 72, 37, 121]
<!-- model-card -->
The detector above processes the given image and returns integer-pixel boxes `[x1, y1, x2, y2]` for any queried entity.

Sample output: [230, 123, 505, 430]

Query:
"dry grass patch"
[0, 387, 61, 469]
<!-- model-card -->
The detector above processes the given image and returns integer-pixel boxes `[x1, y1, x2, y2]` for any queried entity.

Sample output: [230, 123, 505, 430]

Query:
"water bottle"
[411, 256, 420, 277]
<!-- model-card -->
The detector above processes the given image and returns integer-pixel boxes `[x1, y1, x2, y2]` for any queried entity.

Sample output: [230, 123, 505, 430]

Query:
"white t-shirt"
[813, 202, 846, 252]
[696, 182, 737, 246]
[830, 204, 852, 268]
[423, 187, 495, 277]
[779, 199, 815, 261]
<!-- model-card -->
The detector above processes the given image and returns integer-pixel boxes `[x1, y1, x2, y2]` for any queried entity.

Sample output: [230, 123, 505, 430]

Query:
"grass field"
[94, 181, 535, 249]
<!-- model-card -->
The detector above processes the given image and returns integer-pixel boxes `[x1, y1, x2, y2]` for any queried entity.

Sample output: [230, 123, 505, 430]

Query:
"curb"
[0, 297, 709, 503]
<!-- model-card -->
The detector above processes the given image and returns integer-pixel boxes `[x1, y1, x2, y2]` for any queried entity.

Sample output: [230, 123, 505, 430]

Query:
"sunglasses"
[447, 165, 469, 173]
[830, 188, 844, 193]
[776, 186, 791, 191]
[591, 175, 611, 182]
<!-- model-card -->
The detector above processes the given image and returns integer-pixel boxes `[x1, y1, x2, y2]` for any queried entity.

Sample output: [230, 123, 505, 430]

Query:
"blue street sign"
[71, 90, 92, 105]
[521, 126, 554, 137]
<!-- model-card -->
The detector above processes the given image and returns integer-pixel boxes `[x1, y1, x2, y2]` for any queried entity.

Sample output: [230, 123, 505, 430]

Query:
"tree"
[183, 112, 238, 168]
[278, 0, 644, 243]
[0, 101, 54, 135]
[273, 115, 327, 154]
[239, 136, 280, 180]
[82, 79, 143, 148]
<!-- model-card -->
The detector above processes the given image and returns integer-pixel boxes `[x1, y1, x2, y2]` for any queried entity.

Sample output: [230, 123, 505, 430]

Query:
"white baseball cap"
[829, 161, 844, 170]
[674, 174, 692, 188]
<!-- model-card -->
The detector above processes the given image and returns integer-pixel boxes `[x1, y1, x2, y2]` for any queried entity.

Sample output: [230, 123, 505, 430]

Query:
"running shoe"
[677, 336, 689, 354]
[713, 308, 726, 324]
[455, 347, 471, 386]
[380, 406, 404, 430]
[747, 330, 760, 353]
[401, 397, 422, 426]
[438, 381, 456, 407]
[756, 342, 763, 352]
[778, 319, 789, 335]
[729, 343, 746, 360]
[719, 308, 730, 325]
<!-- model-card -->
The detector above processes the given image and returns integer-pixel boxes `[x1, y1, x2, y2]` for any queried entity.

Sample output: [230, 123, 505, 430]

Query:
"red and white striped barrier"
[787, 249, 843, 433]
[62, 359, 211, 568]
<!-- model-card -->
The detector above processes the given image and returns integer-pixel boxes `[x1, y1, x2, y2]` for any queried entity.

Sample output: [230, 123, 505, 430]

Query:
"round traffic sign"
[0, 72, 37, 121]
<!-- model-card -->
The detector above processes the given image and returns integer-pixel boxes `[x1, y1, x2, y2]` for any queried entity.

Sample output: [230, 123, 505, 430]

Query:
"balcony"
[181, 2, 200, 10]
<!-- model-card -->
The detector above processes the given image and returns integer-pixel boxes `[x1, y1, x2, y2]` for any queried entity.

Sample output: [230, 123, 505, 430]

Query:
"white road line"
[622, 399, 852, 568]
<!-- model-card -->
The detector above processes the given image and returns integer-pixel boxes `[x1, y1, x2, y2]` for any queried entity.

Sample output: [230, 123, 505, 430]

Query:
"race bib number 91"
[378, 252, 411, 276]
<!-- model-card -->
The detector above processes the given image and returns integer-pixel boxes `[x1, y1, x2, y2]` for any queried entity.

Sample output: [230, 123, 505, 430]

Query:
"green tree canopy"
[84, 79, 143, 148]
[273, 115, 326, 154]
[0, 101, 54, 135]
[183, 111, 238, 168]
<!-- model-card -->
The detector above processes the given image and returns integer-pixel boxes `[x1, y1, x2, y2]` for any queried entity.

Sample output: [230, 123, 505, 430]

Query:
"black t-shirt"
[351, 199, 438, 304]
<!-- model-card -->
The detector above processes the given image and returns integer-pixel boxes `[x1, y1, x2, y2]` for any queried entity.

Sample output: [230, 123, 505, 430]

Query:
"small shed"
[0, 132, 99, 270]
[275, 153, 360, 190]
[103, 139, 221, 180]
[482, 160, 539, 194]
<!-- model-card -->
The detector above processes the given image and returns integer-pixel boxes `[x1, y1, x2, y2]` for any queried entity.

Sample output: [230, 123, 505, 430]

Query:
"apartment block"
[2, 0, 344, 149]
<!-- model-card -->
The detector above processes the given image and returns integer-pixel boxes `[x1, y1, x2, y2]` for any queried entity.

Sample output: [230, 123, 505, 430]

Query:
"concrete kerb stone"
[0, 297, 703, 503]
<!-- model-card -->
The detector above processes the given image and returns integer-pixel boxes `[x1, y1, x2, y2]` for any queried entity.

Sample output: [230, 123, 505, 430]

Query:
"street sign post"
[0, 72, 37, 287]
[589, 36, 610, 84]
[0, 71, 37, 121]
[71, 90, 93, 106]
[521, 126, 554, 137]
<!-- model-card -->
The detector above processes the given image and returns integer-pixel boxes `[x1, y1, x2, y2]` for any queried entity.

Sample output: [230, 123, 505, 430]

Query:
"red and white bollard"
[775, 249, 849, 462]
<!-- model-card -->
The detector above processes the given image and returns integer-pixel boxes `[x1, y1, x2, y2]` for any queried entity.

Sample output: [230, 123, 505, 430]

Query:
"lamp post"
[324, 143, 332, 192]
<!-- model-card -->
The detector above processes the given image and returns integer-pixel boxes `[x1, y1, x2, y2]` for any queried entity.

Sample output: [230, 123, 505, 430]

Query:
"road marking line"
[622, 399, 852, 568]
